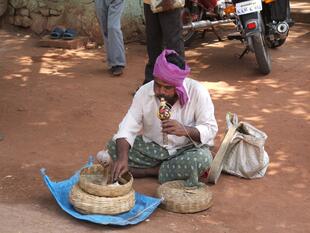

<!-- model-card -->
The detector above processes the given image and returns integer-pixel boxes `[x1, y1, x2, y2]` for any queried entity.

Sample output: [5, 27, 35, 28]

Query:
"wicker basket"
[157, 180, 213, 214]
[79, 164, 133, 197]
[69, 184, 135, 215]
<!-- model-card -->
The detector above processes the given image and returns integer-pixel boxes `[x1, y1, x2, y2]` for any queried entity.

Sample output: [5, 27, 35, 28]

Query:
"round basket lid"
[157, 180, 213, 214]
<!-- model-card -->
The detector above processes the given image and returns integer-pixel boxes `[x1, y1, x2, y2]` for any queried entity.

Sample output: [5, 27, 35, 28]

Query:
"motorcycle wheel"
[252, 32, 272, 75]
[181, 7, 203, 47]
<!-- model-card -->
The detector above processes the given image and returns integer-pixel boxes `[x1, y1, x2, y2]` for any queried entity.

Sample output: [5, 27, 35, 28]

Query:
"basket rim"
[79, 164, 134, 197]
[70, 184, 135, 215]
[157, 180, 213, 214]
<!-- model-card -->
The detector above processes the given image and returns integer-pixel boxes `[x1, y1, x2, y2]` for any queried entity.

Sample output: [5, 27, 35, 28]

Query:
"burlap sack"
[207, 113, 269, 184]
[222, 121, 269, 179]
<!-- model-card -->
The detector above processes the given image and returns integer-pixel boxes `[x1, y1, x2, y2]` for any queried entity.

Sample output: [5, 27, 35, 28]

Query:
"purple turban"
[153, 49, 191, 107]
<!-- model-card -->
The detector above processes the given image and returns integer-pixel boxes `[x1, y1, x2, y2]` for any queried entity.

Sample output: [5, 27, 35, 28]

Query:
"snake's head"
[96, 150, 112, 167]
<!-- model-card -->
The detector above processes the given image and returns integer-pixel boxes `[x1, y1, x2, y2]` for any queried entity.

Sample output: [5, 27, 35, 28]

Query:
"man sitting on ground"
[97, 49, 218, 186]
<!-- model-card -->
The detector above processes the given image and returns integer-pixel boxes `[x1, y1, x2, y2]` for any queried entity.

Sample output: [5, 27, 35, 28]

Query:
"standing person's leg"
[159, 146, 213, 187]
[95, 0, 109, 63]
[143, 3, 163, 84]
[159, 8, 185, 58]
[107, 0, 126, 72]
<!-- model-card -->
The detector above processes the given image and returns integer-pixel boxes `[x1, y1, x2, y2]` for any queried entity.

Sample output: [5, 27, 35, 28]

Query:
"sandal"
[50, 27, 65, 39]
[63, 29, 77, 40]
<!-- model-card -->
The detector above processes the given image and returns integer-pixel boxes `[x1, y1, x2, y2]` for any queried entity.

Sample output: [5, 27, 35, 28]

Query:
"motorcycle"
[182, 0, 233, 45]
[182, 0, 293, 75]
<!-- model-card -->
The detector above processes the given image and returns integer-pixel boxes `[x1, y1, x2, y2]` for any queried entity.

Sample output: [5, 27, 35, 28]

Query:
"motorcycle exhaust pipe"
[183, 19, 234, 31]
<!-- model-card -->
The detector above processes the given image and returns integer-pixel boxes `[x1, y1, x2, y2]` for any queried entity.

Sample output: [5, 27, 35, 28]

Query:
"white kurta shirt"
[113, 78, 218, 155]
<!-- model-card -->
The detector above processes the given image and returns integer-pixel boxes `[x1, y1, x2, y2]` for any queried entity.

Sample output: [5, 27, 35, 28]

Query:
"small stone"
[46, 15, 63, 31]
[0, 0, 8, 16]
[14, 15, 23, 26]
[21, 16, 32, 27]
[10, 0, 28, 9]
[8, 16, 15, 24]
[49, 9, 60, 16]
[17, 106, 27, 111]
[85, 41, 97, 49]
[8, 5, 15, 16]
[27, 0, 39, 13]
[17, 8, 30, 17]
[0, 132, 4, 141]
[30, 12, 47, 34]
[47, 2, 64, 12]
[39, 8, 49, 17]
[38, 1, 47, 8]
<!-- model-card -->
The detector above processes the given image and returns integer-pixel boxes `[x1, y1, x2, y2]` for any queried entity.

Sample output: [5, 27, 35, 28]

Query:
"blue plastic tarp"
[40, 159, 161, 226]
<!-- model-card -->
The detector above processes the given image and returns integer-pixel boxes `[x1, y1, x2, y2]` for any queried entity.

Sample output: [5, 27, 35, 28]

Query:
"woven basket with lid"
[157, 180, 213, 213]
[70, 184, 135, 215]
[78, 164, 133, 197]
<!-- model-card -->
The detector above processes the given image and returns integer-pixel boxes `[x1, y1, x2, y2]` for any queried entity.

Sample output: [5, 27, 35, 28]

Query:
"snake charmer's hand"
[112, 157, 128, 182]
[162, 119, 186, 137]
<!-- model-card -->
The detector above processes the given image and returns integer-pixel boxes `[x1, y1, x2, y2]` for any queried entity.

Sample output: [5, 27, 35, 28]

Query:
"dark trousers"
[143, 4, 185, 84]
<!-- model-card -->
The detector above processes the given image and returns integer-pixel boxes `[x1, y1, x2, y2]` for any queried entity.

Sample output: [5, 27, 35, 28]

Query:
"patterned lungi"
[107, 136, 212, 187]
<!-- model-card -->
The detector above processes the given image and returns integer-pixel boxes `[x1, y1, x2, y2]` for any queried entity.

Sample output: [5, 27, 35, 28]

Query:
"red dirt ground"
[0, 22, 309, 232]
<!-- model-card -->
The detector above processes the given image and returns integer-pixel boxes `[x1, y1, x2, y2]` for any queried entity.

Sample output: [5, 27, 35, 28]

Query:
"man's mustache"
[156, 94, 168, 99]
